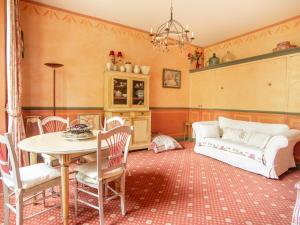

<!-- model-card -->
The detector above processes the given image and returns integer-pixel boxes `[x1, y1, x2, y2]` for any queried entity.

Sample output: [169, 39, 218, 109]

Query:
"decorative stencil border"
[20, 1, 199, 54]
[204, 16, 300, 55]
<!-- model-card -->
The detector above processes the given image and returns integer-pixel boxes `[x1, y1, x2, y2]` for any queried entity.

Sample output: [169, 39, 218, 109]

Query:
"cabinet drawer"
[133, 111, 150, 117]
[111, 112, 131, 117]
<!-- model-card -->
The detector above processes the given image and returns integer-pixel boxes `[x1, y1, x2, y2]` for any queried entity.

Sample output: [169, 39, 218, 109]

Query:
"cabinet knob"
[220, 86, 224, 90]
[268, 82, 272, 87]
[120, 113, 123, 116]
[141, 112, 144, 115]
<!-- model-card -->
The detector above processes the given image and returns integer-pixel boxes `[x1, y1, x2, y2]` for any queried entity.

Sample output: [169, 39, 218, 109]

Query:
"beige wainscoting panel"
[287, 53, 300, 113]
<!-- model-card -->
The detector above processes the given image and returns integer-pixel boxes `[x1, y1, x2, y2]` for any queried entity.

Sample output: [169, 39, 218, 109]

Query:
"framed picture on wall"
[162, 68, 181, 88]
[77, 114, 102, 130]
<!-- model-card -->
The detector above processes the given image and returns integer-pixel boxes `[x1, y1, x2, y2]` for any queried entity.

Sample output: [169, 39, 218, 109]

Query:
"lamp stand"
[44, 63, 64, 116]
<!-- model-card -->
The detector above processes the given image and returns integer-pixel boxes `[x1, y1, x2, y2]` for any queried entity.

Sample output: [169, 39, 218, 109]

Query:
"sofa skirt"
[194, 145, 283, 179]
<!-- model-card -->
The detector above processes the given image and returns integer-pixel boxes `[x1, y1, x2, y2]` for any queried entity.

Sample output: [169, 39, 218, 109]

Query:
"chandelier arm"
[172, 20, 185, 31]
[155, 22, 169, 37]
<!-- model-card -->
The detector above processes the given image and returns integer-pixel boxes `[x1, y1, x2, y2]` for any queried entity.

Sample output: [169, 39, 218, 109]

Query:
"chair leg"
[98, 181, 105, 225]
[59, 185, 63, 221]
[74, 181, 78, 216]
[42, 190, 46, 207]
[105, 183, 108, 197]
[16, 191, 24, 225]
[120, 174, 126, 216]
[3, 184, 10, 225]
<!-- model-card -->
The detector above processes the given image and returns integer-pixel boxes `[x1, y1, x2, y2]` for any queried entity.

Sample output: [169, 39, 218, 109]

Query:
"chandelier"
[150, 0, 195, 49]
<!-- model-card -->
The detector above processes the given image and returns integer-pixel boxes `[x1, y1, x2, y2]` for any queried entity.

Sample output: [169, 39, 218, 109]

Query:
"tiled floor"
[0, 142, 299, 224]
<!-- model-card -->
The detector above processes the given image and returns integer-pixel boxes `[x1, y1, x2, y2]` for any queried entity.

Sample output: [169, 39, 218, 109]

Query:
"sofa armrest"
[264, 135, 288, 167]
[276, 129, 300, 141]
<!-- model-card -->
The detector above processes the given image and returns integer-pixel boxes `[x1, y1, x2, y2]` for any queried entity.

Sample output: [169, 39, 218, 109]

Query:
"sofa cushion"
[246, 132, 271, 149]
[222, 127, 249, 143]
[219, 116, 289, 135]
[199, 138, 264, 164]
[197, 124, 220, 138]
[75, 161, 124, 185]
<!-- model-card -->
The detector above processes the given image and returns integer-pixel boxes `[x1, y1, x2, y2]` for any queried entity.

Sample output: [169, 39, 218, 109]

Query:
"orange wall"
[204, 16, 300, 63]
[151, 108, 189, 138]
[0, 0, 6, 132]
[20, 1, 199, 109]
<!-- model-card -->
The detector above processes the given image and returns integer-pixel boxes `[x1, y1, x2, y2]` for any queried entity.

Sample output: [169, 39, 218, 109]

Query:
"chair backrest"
[97, 126, 132, 179]
[0, 133, 22, 189]
[103, 116, 125, 131]
[37, 116, 70, 134]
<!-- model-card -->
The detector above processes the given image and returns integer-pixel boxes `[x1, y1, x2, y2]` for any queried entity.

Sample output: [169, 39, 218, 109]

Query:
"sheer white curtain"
[6, 0, 28, 166]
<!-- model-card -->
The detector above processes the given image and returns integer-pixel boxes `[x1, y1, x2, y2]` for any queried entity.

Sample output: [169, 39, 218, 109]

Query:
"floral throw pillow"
[149, 135, 183, 153]
[222, 127, 249, 143]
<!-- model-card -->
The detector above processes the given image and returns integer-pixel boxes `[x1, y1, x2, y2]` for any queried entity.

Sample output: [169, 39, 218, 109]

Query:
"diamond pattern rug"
[0, 142, 299, 225]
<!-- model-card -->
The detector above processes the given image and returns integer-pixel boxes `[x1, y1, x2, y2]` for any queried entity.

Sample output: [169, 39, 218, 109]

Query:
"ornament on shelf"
[107, 50, 123, 71]
[222, 51, 235, 63]
[208, 53, 220, 66]
[124, 62, 132, 73]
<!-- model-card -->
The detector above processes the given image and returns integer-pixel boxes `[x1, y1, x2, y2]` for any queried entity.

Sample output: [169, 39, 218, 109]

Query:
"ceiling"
[32, 0, 300, 47]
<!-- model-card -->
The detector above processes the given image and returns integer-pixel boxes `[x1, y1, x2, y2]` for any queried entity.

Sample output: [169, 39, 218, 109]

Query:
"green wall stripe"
[22, 106, 300, 115]
[190, 47, 300, 73]
[189, 108, 300, 115]
[150, 107, 190, 110]
[22, 107, 104, 110]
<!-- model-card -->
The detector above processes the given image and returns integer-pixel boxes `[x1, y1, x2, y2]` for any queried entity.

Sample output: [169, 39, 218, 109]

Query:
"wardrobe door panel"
[287, 54, 300, 113]
[190, 70, 216, 109]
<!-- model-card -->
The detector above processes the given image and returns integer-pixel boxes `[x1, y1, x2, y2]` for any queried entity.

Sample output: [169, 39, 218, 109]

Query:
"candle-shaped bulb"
[191, 32, 194, 38]
[150, 27, 153, 34]
[186, 24, 189, 30]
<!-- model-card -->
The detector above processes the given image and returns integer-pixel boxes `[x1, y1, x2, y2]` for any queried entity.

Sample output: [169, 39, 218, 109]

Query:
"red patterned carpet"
[0, 142, 299, 225]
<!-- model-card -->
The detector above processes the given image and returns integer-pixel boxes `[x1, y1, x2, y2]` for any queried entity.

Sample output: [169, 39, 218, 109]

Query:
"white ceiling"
[32, 0, 300, 47]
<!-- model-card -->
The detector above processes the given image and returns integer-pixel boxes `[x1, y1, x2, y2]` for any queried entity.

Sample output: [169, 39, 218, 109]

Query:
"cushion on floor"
[149, 135, 183, 153]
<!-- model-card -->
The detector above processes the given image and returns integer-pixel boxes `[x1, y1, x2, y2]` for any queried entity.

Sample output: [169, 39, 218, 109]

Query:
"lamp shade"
[109, 50, 115, 56]
[117, 51, 123, 57]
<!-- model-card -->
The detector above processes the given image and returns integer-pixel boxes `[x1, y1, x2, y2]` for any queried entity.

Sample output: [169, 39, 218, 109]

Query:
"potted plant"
[188, 48, 203, 69]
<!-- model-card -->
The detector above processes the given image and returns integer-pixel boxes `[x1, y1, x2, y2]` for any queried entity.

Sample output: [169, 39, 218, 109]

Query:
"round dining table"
[18, 131, 105, 225]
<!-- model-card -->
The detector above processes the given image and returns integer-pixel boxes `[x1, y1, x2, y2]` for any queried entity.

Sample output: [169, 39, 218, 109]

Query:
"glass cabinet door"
[132, 80, 145, 106]
[113, 78, 128, 105]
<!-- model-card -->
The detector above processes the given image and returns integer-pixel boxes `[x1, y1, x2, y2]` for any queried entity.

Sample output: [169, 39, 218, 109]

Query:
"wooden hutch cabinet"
[104, 71, 151, 150]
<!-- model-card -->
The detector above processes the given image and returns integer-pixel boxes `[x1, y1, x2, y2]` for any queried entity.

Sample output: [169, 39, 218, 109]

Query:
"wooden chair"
[74, 126, 132, 225]
[103, 116, 125, 131]
[0, 133, 61, 225]
[37, 116, 70, 166]
[82, 116, 125, 163]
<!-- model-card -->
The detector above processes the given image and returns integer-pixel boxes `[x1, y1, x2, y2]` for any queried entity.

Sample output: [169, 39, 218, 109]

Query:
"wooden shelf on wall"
[190, 47, 300, 73]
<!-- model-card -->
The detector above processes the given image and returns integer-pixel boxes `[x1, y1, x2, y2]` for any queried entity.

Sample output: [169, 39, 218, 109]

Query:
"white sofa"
[192, 116, 300, 179]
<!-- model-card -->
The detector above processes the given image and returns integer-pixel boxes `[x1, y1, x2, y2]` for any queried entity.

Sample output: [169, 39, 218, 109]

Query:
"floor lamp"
[44, 63, 64, 116]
